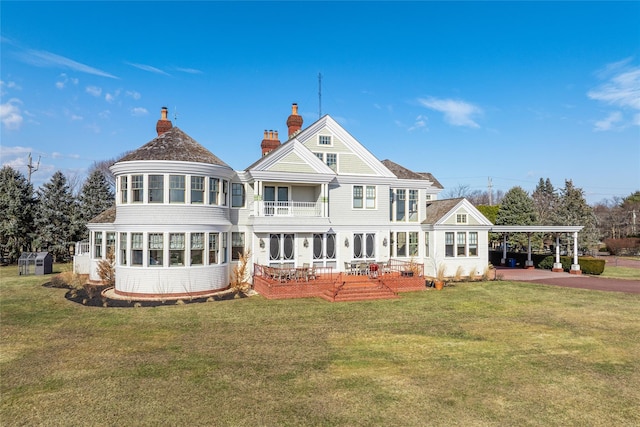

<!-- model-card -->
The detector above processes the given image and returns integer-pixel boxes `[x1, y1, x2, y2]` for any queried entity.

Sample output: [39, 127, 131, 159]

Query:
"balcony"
[256, 201, 323, 217]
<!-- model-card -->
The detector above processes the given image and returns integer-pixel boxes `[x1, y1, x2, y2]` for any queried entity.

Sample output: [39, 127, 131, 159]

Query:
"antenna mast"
[318, 72, 322, 118]
[27, 153, 40, 183]
[488, 177, 493, 205]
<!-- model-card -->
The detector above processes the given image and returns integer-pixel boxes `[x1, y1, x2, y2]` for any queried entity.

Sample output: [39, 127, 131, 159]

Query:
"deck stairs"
[320, 275, 398, 302]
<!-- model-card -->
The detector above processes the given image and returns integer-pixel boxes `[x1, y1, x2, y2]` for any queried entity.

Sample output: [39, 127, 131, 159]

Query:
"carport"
[490, 226, 584, 274]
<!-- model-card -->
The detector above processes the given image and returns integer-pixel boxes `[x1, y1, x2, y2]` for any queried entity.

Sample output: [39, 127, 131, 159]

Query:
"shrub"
[537, 255, 604, 275]
[97, 249, 115, 286]
[230, 249, 251, 294]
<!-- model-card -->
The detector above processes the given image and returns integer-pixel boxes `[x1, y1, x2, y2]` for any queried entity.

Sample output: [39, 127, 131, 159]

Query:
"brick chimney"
[261, 129, 281, 156]
[286, 103, 303, 138]
[156, 106, 172, 136]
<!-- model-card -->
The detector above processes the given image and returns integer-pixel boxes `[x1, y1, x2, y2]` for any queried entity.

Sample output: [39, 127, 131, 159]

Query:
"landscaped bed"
[2, 263, 639, 426]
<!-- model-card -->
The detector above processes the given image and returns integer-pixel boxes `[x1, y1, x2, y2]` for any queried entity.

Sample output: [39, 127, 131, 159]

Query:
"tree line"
[0, 166, 114, 263]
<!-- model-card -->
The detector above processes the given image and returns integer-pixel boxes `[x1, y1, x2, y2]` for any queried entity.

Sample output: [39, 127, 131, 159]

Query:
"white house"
[78, 105, 493, 298]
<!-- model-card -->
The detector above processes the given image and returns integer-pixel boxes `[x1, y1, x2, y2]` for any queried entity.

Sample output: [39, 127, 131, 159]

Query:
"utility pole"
[488, 177, 493, 205]
[318, 72, 322, 119]
[27, 153, 40, 183]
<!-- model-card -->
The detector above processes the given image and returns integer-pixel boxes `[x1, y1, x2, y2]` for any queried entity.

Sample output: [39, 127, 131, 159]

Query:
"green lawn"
[2, 264, 639, 426]
[600, 266, 640, 280]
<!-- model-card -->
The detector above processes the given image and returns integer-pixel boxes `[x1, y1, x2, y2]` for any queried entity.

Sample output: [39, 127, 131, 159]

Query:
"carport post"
[553, 235, 563, 272]
[525, 232, 534, 268]
[570, 231, 581, 275]
[501, 234, 508, 265]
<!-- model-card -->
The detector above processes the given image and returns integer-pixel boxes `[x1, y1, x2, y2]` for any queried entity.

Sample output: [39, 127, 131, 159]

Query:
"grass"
[600, 266, 640, 280]
[2, 264, 640, 426]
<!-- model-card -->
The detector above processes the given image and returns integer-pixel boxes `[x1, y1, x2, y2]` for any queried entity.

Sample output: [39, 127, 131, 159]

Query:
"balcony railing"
[257, 201, 322, 217]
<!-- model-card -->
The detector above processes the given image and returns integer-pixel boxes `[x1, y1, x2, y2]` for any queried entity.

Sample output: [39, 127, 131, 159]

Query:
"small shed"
[19, 252, 53, 275]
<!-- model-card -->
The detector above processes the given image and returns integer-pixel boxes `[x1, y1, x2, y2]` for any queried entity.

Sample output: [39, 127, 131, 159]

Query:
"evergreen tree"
[556, 180, 598, 252]
[34, 171, 78, 261]
[0, 166, 35, 262]
[495, 186, 537, 250]
[531, 178, 559, 226]
[77, 170, 115, 239]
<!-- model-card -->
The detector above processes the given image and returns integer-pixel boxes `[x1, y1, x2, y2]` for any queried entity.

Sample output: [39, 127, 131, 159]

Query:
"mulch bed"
[43, 282, 246, 307]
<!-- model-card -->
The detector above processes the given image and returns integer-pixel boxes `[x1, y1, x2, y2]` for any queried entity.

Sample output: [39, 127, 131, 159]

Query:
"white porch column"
[323, 183, 328, 217]
[570, 231, 581, 274]
[501, 234, 508, 265]
[525, 232, 534, 268]
[553, 234, 563, 272]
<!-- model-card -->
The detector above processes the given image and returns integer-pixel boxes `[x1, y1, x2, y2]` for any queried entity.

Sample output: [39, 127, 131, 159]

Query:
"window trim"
[318, 135, 332, 146]
[231, 183, 246, 208]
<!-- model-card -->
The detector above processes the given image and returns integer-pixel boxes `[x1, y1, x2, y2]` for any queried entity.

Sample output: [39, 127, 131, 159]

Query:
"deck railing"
[257, 201, 322, 217]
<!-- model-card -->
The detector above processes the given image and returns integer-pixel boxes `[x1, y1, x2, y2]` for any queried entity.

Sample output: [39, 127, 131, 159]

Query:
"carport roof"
[490, 225, 583, 233]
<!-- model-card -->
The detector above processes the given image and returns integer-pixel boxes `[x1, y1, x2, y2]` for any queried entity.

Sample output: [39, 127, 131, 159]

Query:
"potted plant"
[434, 264, 446, 290]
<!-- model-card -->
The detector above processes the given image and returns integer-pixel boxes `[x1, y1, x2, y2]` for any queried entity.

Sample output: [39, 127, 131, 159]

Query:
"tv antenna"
[318, 72, 322, 119]
[27, 152, 40, 183]
[173, 106, 178, 122]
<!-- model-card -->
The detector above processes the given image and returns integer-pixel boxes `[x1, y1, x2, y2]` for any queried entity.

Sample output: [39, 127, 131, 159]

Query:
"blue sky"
[1, 1, 639, 204]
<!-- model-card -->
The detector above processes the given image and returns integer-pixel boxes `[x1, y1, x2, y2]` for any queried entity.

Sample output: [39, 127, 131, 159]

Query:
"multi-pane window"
[190, 233, 204, 265]
[120, 176, 128, 203]
[314, 152, 324, 161]
[119, 233, 127, 265]
[425, 232, 430, 257]
[456, 214, 468, 224]
[222, 181, 228, 206]
[396, 190, 406, 221]
[209, 178, 219, 205]
[106, 232, 116, 258]
[409, 190, 418, 221]
[132, 175, 143, 203]
[231, 232, 244, 261]
[396, 232, 407, 257]
[149, 175, 164, 203]
[366, 186, 376, 209]
[457, 233, 466, 256]
[231, 183, 245, 208]
[469, 232, 478, 256]
[148, 233, 163, 266]
[326, 153, 337, 170]
[131, 233, 143, 265]
[353, 186, 363, 209]
[319, 135, 332, 145]
[222, 233, 228, 263]
[169, 175, 185, 203]
[94, 231, 103, 259]
[409, 232, 419, 257]
[445, 232, 454, 257]
[191, 176, 204, 204]
[169, 233, 185, 266]
[269, 234, 295, 261]
[208, 233, 219, 264]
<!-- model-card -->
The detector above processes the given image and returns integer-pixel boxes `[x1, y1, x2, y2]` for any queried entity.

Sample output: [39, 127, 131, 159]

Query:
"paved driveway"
[495, 266, 640, 294]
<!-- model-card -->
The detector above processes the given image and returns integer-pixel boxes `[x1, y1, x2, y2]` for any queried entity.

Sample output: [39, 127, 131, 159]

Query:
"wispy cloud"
[126, 62, 170, 76]
[588, 58, 640, 130]
[176, 67, 203, 74]
[1, 80, 22, 96]
[55, 73, 79, 90]
[130, 107, 148, 116]
[0, 98, 24, 130]
[13, 46, 118, 79]
[408, 114, 428, 132]
[85, 85, 102, 97]
[126, 90, 141, 100]
[417, 97, 482, 128]
[594, 111, 623, 132]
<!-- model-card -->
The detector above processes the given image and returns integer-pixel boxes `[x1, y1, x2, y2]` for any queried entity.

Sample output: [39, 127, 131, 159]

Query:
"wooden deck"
[253, 264, 427, 302]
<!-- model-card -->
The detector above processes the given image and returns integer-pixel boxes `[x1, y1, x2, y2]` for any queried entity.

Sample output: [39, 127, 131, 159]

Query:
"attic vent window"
[319, 135, 332, 145]
[456, 214, 468, 224]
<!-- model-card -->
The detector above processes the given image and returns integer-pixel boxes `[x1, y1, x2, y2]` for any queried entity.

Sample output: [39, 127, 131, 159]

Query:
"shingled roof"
[423, 198, 464, 224]
[417, 172, 444, 189]
[118, 127, 230, 167]
[88, 205, 116, 224]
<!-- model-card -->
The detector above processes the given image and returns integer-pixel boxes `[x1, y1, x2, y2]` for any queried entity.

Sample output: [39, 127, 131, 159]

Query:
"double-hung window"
[131, 233, 143, 265]
[119, 233, 127, 265]
[232, 183, 245, 208]
[149, 175, 164, 203]
[132, 175, 143, 203]
[169, 233, 185, 266]
[190, 233, 204, 265]
[353, 186, 363, 209]
[94, 231, 103, 259]
[326, 153, 337, 170]
[409, 190, 418, 221]
[457, 232, 466, 256]
[120, 176, 128, 203]
[106, 232, 116, 258]
[445, 232, 454, 257]
[231, 232, 244, 261]
[191, 176, 204, 204]
[148, 233, 163, 266]
[208, 233, 219, 264]
[396, 190, 406, 221]
[209, 178, 219, 205]
[469, 232, 478, 256]
[169, 175, 185, 203]
[409, 232, 419, 257]
[366, 186, 376, 209]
